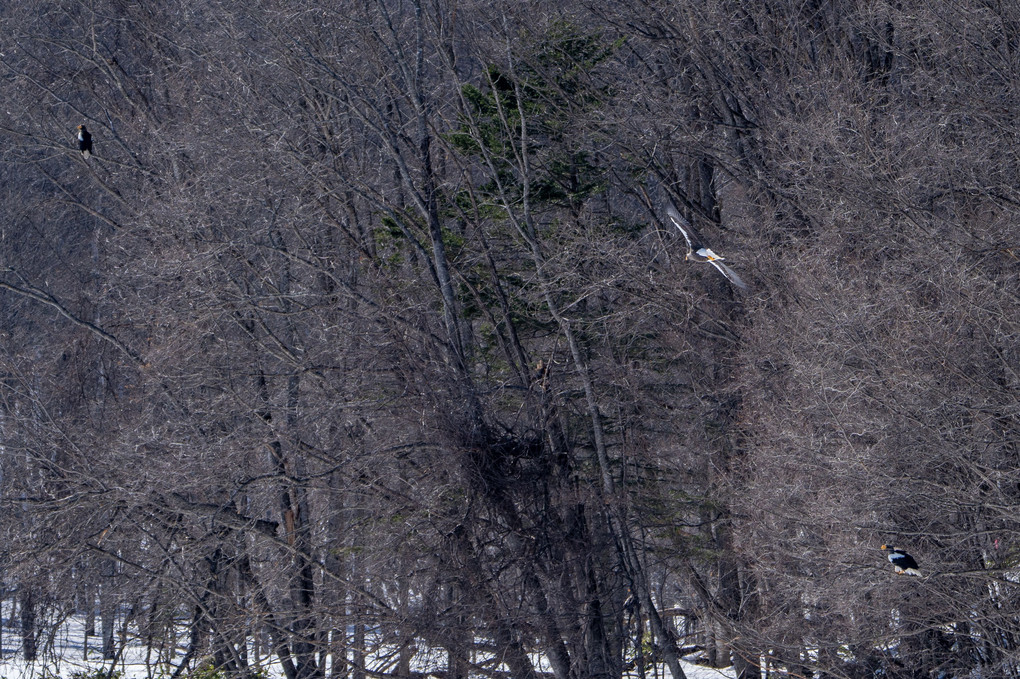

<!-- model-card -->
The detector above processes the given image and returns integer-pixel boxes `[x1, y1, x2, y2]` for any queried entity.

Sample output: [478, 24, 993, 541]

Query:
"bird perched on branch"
[881, 545, 921, 576]
[76, 124, 92, 158]
[666, 206, 747, 290]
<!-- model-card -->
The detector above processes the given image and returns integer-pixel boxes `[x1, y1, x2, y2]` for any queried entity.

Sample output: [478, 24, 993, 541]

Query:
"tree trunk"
[20, 588, 35, 662]
[101, 591, 117, 660]
[329, 627, 348, 679]
[352, 620, 366, 679]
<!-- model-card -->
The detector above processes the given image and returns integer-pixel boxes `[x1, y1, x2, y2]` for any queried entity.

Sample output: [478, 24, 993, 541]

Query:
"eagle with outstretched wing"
[666, 206, 747, 290]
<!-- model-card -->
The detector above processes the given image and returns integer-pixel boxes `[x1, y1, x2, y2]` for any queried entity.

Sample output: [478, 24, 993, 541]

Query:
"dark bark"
[20, 588, 36, 662]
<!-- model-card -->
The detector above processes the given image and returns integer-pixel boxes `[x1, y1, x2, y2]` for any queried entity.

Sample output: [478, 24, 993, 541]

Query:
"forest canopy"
[0, 1, 1018, 678]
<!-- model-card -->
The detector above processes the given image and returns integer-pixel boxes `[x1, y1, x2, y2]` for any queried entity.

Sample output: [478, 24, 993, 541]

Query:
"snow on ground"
[0, 656, 733, 679]
[0, 650, 739, 679]
[0, 612, 734, 679]
[0, 655, 734, 679]
[672, 663, 734, 679]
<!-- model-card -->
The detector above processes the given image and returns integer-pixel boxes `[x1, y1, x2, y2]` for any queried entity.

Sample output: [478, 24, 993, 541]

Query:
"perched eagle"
[77, 124, 92, 158]
[666, 206, 748, 290]
[882, 545, 921, 576]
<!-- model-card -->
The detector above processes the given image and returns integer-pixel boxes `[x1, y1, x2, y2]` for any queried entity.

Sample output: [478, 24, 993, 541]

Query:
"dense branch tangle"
[1, 1, 1020, 679]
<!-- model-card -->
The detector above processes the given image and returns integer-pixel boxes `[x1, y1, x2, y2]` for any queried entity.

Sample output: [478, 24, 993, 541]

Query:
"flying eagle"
[881, 545, 921, 576]
[77, 124, 92, 158]
[666, 206, 748, 290]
